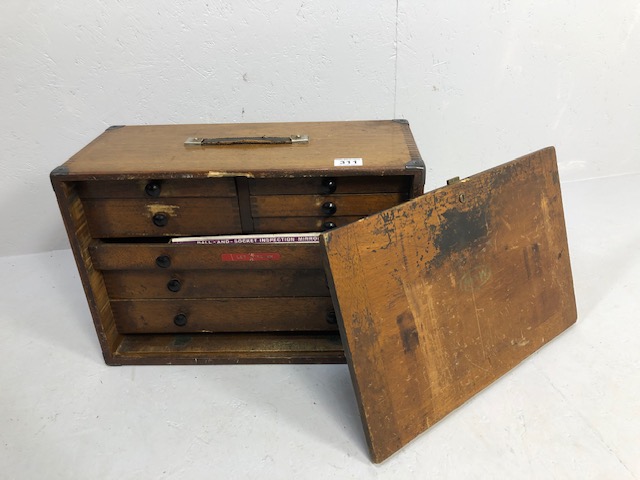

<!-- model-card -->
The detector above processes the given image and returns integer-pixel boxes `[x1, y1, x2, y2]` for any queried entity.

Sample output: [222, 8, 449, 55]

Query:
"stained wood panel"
[115, 333, 345, 365]
[111, 297, 337, 333]
[77, 178, 237, 198]
[252, 216, 365, 233]
[61, 121, 422, 178]
[250, 193, 406, 217]
[83, 197, 242, 237]
[321, 147, 576, 463]
[90, 242, 325, 270]
[102, 269, 329, 298]
[248, 176, 409, 195]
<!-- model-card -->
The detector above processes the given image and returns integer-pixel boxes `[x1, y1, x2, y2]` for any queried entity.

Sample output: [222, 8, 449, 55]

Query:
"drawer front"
[77, 178, 237, 198]
[250, 193, 407, 218]
[90, 242, 324, 270]
[103, 269, 329, 298]
[111, 298, 338, 333]
[252, 216, 364, 233]
[83, 198, 242, 237]
[248, 176, 410, 195]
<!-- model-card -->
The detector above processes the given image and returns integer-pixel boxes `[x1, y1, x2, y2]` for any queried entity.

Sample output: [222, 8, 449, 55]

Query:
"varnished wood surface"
[50, 120, 425, 365]
[90, 242, 325, 270]
[114, 333, 345, 365]
[50, 180, 121, 363]
[103, 269, 329, 298]
[252, 216, 365, 233]
[248, 176, 409, 195]
[59, 121, 423, 178]
[83, 197, 242, 237]
[77, 178, 237, 198]
[111, 297, 337, 333]
[321, 147, 576, 463]
[250, 193, 407, 217]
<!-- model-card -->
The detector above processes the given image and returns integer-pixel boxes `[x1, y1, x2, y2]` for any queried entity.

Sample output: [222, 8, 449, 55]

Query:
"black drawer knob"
[321, 202, 337, 215]
[152, 212, 169, 227]
[321, 177, 337, 194]
[155, 255, 171, 268]
[322, 221, 337, 231]
[145, 181, 161, 197]
[174, 313, 188, 327]
[326, 310, 337, 325]
[167, 278, 182, 292]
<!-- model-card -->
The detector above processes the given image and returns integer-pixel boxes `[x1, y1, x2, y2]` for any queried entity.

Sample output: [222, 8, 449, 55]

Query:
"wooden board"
[59, 120, 422, 179]
[321, 147, 577, 463]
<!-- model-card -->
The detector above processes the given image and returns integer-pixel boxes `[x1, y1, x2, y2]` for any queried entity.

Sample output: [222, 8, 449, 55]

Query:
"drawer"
[77, 178, 237, 198]
[89, 242, 324, 270]
[250, 193, 407, 217]
[111, 298, 338, 333]
[83, 198, 242, 238]
[102, 269, 329, 299]
[248, 176, 410, 195]
[252, 216, 364, 233]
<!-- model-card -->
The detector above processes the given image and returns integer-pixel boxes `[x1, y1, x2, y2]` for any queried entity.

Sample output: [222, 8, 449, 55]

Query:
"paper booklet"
[170, 232, 321, 245]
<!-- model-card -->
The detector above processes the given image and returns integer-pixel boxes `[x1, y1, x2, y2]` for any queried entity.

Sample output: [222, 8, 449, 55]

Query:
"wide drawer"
[103, 269, 329, 298]
[252, 216, 364, 233]
[250, 193, 407, 217]
[111, 298, 337, 333]
[248, 176, 410, 195]
[77, 178, 237, 198]
[83, 198, 242, 238]
[89, 242, 324, 270]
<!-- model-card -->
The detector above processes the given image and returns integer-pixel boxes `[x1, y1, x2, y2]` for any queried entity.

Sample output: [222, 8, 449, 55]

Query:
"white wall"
[1, 0, 639, 257]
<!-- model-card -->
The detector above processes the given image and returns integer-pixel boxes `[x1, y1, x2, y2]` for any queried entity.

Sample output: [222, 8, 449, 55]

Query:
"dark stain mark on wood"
[397, 311, 420, 353]
[531, 243, 542, 275]
[431, 206, 489, 268]
[523, 248, 531, 279]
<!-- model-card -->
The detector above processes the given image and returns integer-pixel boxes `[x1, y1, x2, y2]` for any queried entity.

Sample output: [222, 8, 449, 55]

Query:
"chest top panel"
[59, 120, 422, 179]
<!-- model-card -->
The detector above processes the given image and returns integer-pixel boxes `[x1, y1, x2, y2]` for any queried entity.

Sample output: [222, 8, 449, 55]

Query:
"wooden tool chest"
[53, 121, 577, 462]
[51, 120, 425, 366]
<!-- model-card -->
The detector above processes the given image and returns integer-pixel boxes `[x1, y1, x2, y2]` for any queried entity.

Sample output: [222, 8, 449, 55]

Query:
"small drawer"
[252, 216, 364, 233]
[248, 176, 410, 195]
[77, 178, 237, 198]
[111, 298, 338, 333]
[83, 197, 242, 238]
[102, 269, 330, 299]
[250, 193, 407, 218]
[89, 242, 324, 270]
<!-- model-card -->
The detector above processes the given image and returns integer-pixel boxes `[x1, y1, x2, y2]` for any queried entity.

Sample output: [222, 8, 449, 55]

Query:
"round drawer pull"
[326, 310, 337, 325]
[167, 278, 182, 292]
[322, 221, 337, 231]
[152, 212, 169, 227]
[174, 313, 188, 327]
[321, 202, 337, 215]
[155, 255, 171, 268]
[321, 177, 337, 194]
[145, 181, 161, 197]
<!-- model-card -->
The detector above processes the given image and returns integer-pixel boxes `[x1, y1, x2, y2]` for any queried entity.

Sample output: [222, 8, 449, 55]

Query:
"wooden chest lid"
[321, 147, 577, 462]
[58, 120, 422, 179]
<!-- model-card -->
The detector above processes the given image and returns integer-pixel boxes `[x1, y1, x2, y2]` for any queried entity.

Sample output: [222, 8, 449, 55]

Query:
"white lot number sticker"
[334, 158, 363, 167]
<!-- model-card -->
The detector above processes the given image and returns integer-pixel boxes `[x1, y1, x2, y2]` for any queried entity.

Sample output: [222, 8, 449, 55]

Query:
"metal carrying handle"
[184, 134, 309, 146]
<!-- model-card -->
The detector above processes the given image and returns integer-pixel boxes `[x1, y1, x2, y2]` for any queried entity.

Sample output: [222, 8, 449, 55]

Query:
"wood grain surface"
[250, 193, 407, 217]
[50, 120, 425, 365]
[61, 121, 422, 178]
[102, 269, 329, 299]
[321, 147, 576, 463]
[111, 297, 336, 333]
